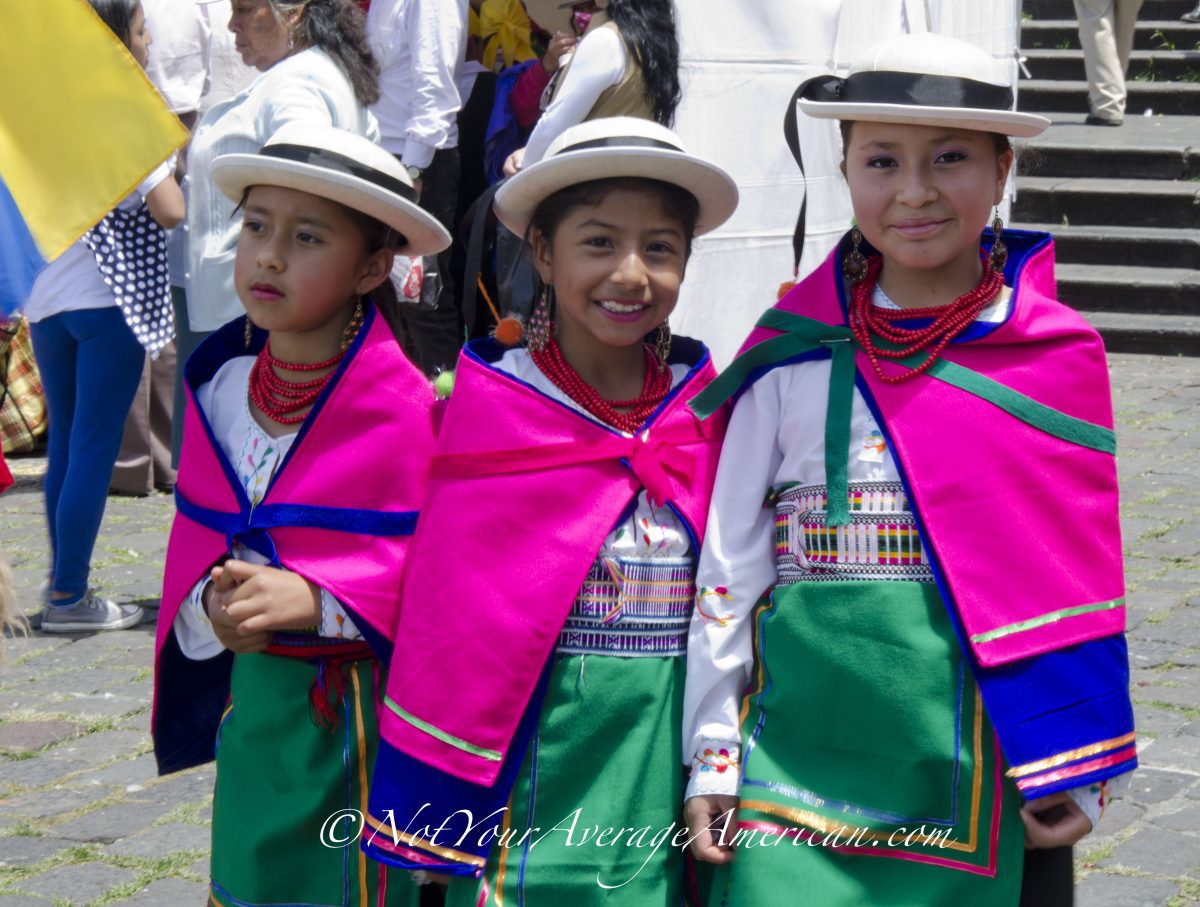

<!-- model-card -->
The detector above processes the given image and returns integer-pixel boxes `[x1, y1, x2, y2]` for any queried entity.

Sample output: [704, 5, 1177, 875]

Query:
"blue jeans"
[29, 307, 144, 605]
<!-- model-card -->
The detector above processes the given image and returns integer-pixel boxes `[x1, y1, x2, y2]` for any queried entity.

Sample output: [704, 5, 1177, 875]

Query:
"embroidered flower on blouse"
[695, 585, 734, 626]
[696, 747, 738, 774]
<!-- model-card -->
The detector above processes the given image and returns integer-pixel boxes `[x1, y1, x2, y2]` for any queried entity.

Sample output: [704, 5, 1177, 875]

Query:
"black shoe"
[1182, 2, 1200, 23]
[1084, 114, 1123, 126]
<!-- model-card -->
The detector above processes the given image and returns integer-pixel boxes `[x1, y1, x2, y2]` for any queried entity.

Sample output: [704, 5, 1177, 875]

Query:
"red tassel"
[309, 657, 349, 731]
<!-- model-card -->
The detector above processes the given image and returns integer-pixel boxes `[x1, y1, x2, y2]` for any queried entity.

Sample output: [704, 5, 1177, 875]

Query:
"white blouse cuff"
[1064, 771, 1132, 834]
[318, 589, 362, 640]
[685, 738, 742, 800]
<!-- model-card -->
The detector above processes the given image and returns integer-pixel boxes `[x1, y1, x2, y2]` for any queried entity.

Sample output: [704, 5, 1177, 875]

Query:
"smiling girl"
[683, 33, 1136, 905]
[362, 118, 737, 905]
[153, 124, 449, 907]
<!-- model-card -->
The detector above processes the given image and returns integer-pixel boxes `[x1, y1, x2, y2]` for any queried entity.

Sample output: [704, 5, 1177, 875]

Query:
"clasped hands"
[202, 559, 321, 654]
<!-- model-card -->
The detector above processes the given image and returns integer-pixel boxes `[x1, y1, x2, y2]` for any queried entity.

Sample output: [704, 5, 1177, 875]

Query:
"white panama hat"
[493, 116, 739, 238]
[795, 33, 1050, 138]
[212, 124, 452, 257]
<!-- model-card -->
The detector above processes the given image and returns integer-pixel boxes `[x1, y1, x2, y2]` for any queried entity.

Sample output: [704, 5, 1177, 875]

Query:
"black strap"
[557, 135, 681, 155]
[459, 180, 506, 340]
[261, 143, 418, 204]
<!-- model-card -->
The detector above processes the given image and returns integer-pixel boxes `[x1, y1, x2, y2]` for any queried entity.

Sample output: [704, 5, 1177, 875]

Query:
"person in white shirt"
[366, 0, 468, 375]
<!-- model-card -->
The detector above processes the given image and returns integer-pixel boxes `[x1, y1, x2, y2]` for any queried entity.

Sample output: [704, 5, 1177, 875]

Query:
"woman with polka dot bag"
[24, 0, 185, 632]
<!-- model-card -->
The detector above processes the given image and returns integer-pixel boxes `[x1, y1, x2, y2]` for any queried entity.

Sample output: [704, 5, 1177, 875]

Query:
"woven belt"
[775, 481, 933, 585]
[557, 555, 694, 657]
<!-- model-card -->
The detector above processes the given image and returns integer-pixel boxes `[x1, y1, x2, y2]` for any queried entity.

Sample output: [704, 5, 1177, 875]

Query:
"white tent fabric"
[671, 0, 1021, 366]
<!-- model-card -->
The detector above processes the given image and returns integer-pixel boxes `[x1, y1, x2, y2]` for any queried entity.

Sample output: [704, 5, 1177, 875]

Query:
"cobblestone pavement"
[0, 352, 1197, 906]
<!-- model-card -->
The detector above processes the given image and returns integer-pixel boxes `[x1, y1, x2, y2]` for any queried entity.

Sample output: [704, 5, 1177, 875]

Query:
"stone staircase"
[1013, 0, 1200, 354]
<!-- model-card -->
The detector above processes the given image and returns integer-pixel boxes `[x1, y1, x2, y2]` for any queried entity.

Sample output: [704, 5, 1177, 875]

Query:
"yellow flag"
[0, 0, 189, 261]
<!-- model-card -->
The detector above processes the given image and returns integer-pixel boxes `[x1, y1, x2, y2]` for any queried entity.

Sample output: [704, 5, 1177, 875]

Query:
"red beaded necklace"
[530, 336, 672, 434]
[248, 341, 345, 425]
[849, 256, 1004, 384]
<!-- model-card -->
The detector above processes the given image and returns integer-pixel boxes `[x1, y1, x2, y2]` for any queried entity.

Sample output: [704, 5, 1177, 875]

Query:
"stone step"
[1013, 175, 1200, 230]
[1022, 48, 1200, 81]
[1058, 263, 1200, 315]
[1023, 0, 1195, 20]
[1016, 113, 1200, 180]
[1015, 223, 1200, 270]
[1021, 20, 1200, 52]
[1080, 311, 1200, 355]
[1019, 78, 1200, 116]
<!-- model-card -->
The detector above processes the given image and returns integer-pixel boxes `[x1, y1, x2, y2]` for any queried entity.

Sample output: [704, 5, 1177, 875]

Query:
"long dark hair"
[88, 0, 139, 46]
[608, 0, 680, 126]
[269, 0, 381, 107]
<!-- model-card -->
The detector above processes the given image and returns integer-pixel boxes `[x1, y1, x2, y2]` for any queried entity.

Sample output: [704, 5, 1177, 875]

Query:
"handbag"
[0, 315, 48, 454]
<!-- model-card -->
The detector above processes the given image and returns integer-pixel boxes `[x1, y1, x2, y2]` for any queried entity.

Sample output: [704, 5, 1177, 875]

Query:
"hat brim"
[211, 155, 452, 257]
[797, 99, 1050, 138]
[493, 147, 739, 238]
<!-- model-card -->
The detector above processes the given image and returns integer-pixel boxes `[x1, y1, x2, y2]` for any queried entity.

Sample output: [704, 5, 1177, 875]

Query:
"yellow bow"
[479, 0, 536, 70]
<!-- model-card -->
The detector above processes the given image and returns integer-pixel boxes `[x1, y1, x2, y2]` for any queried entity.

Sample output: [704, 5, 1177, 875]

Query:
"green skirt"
[447, 653, 689, 906]
[210, 652, 418, 907]
[710, 580, 1025, 906]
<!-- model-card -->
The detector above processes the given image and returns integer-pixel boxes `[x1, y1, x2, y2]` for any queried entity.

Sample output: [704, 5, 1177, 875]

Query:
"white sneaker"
[40, 591, 143, 633]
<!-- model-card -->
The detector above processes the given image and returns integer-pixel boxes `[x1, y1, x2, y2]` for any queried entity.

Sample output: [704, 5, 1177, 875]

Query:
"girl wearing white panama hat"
[154, 124, 449, 907]
[682, 32, 1135, 906]
[361, 116, 737, 904]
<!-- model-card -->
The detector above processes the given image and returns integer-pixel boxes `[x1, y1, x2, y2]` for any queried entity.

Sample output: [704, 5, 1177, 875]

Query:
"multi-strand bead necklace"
[849, 256, 1003, 383]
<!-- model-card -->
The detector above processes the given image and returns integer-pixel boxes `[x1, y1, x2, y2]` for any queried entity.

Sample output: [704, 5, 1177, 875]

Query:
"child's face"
[234, 185, 390, 339]
[127, 3, 151, 69]
[533, 188, 687, 358]
[844, 121, 1012, 280]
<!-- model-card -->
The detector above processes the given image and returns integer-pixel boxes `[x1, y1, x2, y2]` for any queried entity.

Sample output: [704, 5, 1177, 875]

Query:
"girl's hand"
[541, 33, 575, 72]
[685, 794, 740, 864]
[1021, 792, 1093, 849]
[503, 147, 526, 177]
[217, 560, 323, 635]
[205, 568, 271, 653]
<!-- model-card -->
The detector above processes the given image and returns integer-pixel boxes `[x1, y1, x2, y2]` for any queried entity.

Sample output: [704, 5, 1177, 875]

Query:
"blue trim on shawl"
[363, 662, 553, 876]
[180, 303, 417, 559]
[854, 373, 1135, 799]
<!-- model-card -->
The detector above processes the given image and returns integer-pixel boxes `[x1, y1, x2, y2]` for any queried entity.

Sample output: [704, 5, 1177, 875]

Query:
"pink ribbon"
[429, 423, 704, 507]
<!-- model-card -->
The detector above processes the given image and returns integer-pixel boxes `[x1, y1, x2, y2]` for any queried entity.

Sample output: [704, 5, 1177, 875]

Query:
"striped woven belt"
[775, 481, 933, 585]
[557, 555, 694, 657]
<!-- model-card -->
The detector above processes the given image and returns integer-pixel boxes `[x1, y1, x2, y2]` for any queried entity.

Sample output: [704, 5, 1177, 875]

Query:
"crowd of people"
[5, 1, 1139, 905]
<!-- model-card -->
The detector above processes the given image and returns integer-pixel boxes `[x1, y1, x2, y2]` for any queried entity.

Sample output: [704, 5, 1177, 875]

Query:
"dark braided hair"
[87, 0, 139, 46]
[608, 0, 681, 126]
[269, 0, 381, 107]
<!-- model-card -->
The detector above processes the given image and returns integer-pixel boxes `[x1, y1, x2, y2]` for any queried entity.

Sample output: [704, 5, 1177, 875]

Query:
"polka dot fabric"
[81, 205, 174, 358]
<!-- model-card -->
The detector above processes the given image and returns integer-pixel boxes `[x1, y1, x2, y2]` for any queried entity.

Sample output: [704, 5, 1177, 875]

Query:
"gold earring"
[340, 298, 365, 352]
[526, 285, 553, 352]
[654, 321, 671, 373]
[244, 316, 254, 350]
[842, 225, 868, 285]
[988, 209, 1008, 273]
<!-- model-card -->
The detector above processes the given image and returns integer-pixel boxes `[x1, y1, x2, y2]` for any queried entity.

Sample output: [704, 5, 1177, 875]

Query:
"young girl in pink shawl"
[364, 117, 737, 905]
[683, 33, 1136, 906]
[153, 124, 449, 907]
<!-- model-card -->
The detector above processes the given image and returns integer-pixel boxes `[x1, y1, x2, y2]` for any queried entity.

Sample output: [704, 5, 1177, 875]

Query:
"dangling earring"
[340, 297, 365, 352]
[526, 285, 553, 352]
[287, 27, 295, 52]
[654, 321, 671, 373]
[244, 316, 254, 350]
[842, 225, 869, 285]
[988, 209, 1008, 273]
